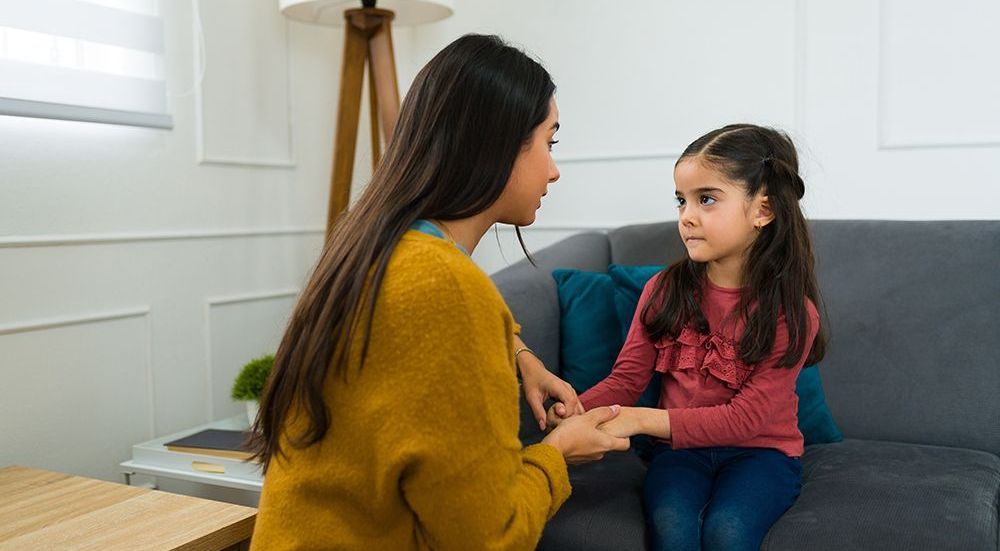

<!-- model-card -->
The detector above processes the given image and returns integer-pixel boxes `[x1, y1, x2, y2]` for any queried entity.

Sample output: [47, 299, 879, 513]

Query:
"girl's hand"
[598, 407, 671, 439]
[542, 405, 631, 464]
[516, 338, 585, 431]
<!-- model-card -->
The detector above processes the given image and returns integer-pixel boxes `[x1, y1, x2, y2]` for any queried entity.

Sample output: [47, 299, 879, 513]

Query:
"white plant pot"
[245, 400, 259, 425]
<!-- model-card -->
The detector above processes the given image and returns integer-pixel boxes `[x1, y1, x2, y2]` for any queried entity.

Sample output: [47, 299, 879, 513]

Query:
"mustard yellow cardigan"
[250, 230, 570, 550]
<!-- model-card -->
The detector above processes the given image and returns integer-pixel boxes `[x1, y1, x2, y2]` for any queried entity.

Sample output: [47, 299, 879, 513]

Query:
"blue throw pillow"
[555, 264, 843, 447]
[551, 270, 623, 395]
[796, 365, 844, 445]
[608, 264, 663, 341]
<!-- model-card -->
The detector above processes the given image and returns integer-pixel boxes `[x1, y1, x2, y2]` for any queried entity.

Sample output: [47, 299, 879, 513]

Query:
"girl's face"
[673, 157, 772, 283]
[492, 98, 561, 226]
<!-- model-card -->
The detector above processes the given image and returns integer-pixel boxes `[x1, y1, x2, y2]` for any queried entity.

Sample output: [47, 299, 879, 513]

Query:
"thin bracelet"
[514, 346, 535, 361]
[513, 346, 535, 383]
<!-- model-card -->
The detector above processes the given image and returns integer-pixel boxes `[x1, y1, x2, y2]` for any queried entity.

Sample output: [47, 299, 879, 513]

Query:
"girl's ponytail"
[760, 156, 804, 200]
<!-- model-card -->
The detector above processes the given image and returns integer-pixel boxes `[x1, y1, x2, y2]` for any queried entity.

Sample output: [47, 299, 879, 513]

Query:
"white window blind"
[0, 0, 171, 129]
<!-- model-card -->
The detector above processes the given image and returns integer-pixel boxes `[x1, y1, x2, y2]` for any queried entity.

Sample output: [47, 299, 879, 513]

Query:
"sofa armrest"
[494, 266, 562, 371]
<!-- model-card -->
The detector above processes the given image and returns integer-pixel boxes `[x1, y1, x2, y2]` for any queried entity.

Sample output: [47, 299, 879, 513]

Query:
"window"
[0, 0, 171, 129]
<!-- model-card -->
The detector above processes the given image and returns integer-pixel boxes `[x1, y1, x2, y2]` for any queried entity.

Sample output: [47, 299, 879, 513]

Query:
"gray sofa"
[492, 220, 999, 551]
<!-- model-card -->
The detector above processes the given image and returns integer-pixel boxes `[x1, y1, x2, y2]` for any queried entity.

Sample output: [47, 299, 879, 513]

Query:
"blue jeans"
[643, 445, 802, 551]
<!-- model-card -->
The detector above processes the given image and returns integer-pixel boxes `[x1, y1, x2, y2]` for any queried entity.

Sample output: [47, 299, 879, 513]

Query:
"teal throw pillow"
[608, 264, 663, 341]
[796, 365, 844, 445]
[551, 270, 623, 395]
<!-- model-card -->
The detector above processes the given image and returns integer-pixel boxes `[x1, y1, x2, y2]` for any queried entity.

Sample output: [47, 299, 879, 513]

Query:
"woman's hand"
[542, 405, 631, 464]
[516, 337, 584, 431]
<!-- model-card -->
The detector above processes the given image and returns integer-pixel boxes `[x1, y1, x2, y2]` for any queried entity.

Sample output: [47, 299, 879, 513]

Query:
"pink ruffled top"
[579, 275, 820, 457]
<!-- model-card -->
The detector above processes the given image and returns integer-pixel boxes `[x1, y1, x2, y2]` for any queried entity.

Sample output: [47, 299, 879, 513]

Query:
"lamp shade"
[279, 0, 453, 26]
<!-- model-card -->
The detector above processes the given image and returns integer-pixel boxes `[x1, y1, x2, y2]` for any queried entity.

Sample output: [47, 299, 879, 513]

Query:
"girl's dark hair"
[643, 123, 827, 368]
[250, 34, 555, 472]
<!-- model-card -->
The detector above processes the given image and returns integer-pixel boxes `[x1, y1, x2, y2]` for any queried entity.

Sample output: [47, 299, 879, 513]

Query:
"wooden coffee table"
[0, 466, 256, 550]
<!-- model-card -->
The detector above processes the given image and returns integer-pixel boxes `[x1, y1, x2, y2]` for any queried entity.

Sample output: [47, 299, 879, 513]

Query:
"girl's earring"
[754, 224, 762, 232]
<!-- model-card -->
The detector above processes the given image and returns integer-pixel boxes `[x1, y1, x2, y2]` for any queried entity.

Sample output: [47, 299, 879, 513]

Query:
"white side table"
[120, 415, 263, 493]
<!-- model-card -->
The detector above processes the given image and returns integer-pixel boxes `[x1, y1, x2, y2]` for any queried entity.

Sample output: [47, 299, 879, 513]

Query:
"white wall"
[397, 0, 1000, 273]
[0, 0, 359, 482]
[1, 0, 997, 486]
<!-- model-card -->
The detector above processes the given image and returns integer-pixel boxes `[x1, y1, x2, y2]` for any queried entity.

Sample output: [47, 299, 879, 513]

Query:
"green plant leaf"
[231, 354, 274, 401]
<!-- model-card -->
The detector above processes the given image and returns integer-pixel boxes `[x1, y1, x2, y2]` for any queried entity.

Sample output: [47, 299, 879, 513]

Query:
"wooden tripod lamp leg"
[326, 8, 401, 238]
[368, 62, 381, 172]
[367, 17, 400, 143]
[327, 18, 368, 236]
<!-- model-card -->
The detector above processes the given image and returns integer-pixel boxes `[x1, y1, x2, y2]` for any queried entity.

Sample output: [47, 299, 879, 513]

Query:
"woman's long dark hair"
[250, 34, 555, 472]
[643, 124, 827, 368]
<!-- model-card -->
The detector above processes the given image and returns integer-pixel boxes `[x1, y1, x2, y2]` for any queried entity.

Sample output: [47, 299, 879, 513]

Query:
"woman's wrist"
[514, 346, 536, 367]
[514, 347, 541, 378]
[540, 430, 564, 454]
[513, 336, 534, 374]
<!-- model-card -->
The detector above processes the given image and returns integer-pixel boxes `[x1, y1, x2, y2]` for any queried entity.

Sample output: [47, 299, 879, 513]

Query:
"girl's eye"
[548, 140, 559, 151]
[700, 195, 716, 205]
[675, 197, 685, 208]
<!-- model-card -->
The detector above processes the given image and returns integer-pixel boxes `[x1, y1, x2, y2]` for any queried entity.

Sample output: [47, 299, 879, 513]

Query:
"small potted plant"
[231, 354, 274, 424]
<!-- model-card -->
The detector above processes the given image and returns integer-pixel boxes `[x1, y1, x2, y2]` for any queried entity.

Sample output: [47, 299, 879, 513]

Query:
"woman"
[249, 34, 630, 550]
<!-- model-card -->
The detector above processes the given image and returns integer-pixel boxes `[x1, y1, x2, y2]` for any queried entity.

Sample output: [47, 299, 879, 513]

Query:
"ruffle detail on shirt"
[653, 326, 753, 390]
[700, 333, 753, 390]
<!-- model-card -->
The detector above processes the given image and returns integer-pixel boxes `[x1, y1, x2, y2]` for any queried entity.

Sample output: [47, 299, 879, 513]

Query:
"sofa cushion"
[764, 439, 1000, 551]
[539, 439, 1000, 551]
[537, 451, 648, 551]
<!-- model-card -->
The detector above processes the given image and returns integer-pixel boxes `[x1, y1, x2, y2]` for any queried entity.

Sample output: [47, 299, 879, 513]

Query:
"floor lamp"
[279, 0, 454, 237]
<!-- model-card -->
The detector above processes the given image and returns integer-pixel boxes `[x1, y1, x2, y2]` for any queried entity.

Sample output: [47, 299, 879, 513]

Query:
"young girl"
[248, 35, 629, 551]
[552, 123, 827, 551]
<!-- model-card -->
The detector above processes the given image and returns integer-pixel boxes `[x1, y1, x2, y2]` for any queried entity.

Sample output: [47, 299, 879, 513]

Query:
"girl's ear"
[755, 196, 775, 229]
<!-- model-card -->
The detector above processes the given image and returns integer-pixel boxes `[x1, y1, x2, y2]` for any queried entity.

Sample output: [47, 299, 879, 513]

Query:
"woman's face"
[492, 97, 561, 227]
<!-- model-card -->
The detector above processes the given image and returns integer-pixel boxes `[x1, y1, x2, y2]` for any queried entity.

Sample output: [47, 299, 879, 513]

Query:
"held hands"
[513, 336, 663, 459]
[547, 404, 663, 439]
[545, 401, 576, 430]
[542, 405, 631, 464]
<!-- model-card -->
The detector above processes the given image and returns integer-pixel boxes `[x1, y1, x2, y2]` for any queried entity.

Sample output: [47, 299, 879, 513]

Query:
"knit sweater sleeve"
[397, 255, 570, 551]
